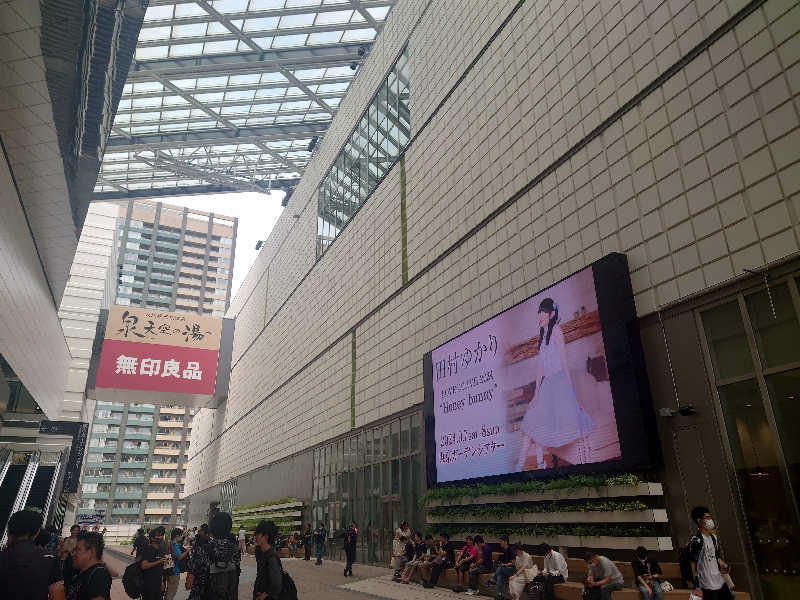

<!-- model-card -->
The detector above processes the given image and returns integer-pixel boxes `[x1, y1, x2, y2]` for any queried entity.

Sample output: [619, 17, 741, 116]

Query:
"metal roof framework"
[93, 0, 395, 200]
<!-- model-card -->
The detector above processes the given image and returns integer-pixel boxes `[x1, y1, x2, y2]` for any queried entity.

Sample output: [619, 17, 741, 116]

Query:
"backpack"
[678, 543, 694, 588]
[121, 562, 144, 599]
[279, 570, 298, 600]
[205, 559, 239, 600]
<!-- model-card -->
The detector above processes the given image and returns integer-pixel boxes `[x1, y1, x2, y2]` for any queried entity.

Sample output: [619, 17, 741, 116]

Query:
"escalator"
[0, 464, 26, 534]
[26, 466, 56, 515]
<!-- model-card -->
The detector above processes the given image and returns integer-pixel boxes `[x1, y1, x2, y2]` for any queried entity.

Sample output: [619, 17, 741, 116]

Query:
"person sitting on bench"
[453, 536, 478, 593]
[508, 544, 534, 600]
[465, 535, 493, 596]
[392, 535, 413, 582]
[423, 532, 454, 589]
[585, 550, 624, 600]
[532, 543, 568, 600]
[487, 535, 516, 600]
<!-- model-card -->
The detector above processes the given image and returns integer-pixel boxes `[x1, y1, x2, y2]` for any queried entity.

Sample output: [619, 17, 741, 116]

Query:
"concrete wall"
[189, 0, 800, 493]
[0, 136, 71, 419]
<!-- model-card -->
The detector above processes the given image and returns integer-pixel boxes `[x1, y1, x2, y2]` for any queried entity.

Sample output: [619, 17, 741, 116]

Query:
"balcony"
[93, 417, 122, 425]
[86, 461, 115, 469]
[118, 462, 148, 469]
[123, 432, 151, 440]
[126, 417, 153, 426]
[151, 463, 178, 470]
[149, 477, 177, 484]
[147, 492, 175, 500]
[127, 405, 155, 414]
[114, 491, 144, 500]
[117, 476, 145, 484]
[112, 507, 141, 515]
[156, 435, 182, 443]
[159, 407, 185, 415]
[83, 476, 112, 484]
[121, 447, 150, 454]
[154, 447, 179, 455]
[91, 432, 119, 439]
[157, 420, 184, 428]
[82, 492, 110, 499]
[145, 507, 173, 515]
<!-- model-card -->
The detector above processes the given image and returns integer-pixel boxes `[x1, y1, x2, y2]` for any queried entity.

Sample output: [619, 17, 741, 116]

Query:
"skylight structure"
[93, 0, 395, 200]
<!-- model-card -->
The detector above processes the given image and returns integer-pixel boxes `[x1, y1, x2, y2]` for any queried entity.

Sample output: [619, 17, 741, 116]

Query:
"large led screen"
[423, 253, 656, 486]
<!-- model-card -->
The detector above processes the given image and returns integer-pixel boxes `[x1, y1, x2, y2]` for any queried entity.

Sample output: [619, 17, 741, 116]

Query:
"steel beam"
[143, 0, 393, 27]
[105, 121, 329, 151]
[126, 44, 367, 81]
[91, 180, 299, 201]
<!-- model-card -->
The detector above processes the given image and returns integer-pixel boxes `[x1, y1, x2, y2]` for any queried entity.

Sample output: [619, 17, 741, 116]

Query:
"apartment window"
[316, 47, 410, 258]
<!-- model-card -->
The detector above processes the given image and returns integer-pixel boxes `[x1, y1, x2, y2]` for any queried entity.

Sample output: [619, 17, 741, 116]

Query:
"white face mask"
[704, 518, 715, 530]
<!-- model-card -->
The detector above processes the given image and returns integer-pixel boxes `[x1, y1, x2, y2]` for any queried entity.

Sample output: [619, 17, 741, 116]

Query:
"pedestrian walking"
[69, 531, 112, 600]
[59, 524, 80, 589]
[688, 506, 734, 600]
[343, 522, 358, 577]
[253, 520, 296, 600]
[238, 527, 247, 553]
[0, 510, 62, 600]
[313, 522, 327, 565]
[165, 528, 189, 600]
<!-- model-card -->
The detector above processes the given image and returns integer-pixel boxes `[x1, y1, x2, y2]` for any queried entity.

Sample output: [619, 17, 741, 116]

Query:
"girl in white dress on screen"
[516, 298, 593, 471]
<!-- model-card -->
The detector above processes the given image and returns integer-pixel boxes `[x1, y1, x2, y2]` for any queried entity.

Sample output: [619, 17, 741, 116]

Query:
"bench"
[406, 552, 751, 600]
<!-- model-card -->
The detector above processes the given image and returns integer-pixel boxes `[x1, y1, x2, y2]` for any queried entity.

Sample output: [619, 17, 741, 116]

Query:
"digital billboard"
[423, 253, 656, 486]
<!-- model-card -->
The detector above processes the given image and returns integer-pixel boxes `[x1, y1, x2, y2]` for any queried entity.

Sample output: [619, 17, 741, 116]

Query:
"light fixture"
[350, 62, 358, 71]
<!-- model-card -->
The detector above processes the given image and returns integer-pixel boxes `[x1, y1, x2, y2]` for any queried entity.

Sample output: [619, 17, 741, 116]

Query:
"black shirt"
[440, 542, 455, 566]
[253, 547, 283, 600]
[140, 544, 164, 587]
[404, 541, 415, 561]
[631, 557, 662, 581]
[414, 542, 427, 559]
[499, 546, 515, 565]
[0, 539, 60, 600]
[71, 563, 112, 600]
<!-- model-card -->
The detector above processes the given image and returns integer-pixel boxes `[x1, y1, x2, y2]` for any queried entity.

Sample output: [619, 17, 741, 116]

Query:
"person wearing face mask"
[688, 506, 733, 600]
[631, 546, 662, 600]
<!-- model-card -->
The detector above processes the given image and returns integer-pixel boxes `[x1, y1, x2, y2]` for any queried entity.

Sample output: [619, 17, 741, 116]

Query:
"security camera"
[350, 62, 358, 71]
[677, 404, 696, 416]
[358, 46, 366, 57]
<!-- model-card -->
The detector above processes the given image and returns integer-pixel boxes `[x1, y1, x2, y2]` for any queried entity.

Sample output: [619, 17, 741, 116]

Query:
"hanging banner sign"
[93, 306, 227, 403]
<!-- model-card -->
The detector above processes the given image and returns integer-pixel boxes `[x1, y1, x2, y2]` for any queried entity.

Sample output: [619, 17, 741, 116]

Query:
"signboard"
[93, 306, 225, 404]
[77, 510, 105, 526]
[424, 253, 658, 486]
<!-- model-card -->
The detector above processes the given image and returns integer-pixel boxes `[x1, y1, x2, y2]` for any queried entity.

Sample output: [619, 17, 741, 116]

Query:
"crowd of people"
[383, 505, 733, 600]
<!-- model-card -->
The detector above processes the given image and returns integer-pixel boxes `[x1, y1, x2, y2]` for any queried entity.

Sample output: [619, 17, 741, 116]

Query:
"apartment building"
[115, 199, 237, 317]
[80, 402, 195, 526]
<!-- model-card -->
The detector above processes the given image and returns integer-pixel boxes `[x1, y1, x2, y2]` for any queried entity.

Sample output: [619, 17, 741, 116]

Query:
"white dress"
[509, 551, 536, 599]
[520, 330, 592, 447]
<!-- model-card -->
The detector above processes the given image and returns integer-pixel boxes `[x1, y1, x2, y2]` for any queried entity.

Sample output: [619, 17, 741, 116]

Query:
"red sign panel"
[95, 339, 219, 396]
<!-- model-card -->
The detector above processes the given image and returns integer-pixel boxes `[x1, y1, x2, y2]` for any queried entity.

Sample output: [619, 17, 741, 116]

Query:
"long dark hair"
[537, 298, 558, 350]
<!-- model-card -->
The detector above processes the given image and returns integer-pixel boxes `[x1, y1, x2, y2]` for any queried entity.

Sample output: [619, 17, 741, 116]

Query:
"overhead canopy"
[93, 0, 396, 200]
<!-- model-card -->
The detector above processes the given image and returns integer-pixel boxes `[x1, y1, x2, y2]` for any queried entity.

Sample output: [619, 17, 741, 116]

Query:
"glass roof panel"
[99, 0, 396, 195]
[272, 34, 309, 48]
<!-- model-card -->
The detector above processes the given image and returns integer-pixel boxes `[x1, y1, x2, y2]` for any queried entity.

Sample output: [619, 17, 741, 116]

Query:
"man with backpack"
[0, 510, 61, 600]
[686, 506, 733, 600]
[140, 528, 169, 600]
[188, 512, 241, 600]
[70, 531, 113, 600]
[252, 520, 297, 600]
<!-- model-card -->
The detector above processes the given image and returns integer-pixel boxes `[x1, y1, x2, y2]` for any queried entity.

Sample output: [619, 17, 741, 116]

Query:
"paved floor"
[104, 545, 402, 600]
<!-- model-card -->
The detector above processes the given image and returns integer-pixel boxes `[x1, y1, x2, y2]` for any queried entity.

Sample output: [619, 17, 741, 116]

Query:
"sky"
[144, 190, 285, 301]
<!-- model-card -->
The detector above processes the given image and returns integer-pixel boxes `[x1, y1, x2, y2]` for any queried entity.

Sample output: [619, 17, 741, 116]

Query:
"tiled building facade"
[185, 1, 800, 597]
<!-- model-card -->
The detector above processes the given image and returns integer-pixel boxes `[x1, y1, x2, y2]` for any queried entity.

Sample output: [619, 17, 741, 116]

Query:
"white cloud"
[135, 191, 284, 299]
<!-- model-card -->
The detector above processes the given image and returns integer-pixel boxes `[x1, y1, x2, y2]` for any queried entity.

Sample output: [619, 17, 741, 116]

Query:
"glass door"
[699, 275, 800, 599]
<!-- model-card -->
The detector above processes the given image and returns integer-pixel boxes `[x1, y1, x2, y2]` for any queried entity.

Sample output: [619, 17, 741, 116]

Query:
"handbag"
[660, 581, 674, 592]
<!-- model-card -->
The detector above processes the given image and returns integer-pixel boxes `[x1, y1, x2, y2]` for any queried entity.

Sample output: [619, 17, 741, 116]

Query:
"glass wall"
[316, 47, 410, 258]
[700, 274, 800, 597]
[312, 410, 423, 564]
